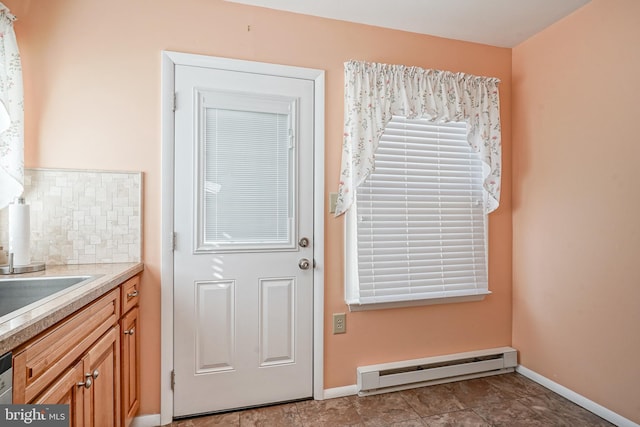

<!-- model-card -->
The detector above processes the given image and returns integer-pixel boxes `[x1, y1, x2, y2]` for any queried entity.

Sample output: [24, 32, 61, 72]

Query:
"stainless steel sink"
[0, 275, 98, 319]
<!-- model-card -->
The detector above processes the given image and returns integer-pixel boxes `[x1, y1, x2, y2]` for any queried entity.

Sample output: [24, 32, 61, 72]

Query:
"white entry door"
[173, 62, 315, 417]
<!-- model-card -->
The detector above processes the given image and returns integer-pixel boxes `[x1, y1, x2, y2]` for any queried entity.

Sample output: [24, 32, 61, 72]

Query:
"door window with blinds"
[345, 116, 490, 310]
[195, 90, 297, 252]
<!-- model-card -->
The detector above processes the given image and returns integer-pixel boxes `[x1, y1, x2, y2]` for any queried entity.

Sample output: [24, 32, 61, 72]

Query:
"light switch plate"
[329, 192, 338, 213]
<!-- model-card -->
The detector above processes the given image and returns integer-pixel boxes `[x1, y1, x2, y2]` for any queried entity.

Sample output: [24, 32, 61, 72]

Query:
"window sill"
[346, 291, 491, 312]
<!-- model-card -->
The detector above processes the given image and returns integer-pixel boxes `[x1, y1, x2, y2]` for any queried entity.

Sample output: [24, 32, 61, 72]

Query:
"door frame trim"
[160, 51, 325, 424]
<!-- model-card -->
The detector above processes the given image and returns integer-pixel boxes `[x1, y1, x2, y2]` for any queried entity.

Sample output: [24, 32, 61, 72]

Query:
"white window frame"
[345, 116, 491, 311]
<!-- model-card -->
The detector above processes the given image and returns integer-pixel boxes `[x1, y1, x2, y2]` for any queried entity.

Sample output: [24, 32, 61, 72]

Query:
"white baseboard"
[131, 414, 162, 427]
[517, 365, 639, 427]
[323, 384, 357, 400]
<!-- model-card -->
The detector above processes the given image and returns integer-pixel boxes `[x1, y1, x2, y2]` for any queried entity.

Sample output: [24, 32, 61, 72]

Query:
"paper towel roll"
[9, 199, 31, 266]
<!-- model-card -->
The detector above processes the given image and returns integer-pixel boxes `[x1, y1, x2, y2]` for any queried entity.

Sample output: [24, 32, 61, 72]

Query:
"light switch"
[329, 192, 338, 214]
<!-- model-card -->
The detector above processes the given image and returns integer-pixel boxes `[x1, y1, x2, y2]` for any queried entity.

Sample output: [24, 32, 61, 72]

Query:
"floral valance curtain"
[335, 60, 502, 216]
[0, 2, 23, 209]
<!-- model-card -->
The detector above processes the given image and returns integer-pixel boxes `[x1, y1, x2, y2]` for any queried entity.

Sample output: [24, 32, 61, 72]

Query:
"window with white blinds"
[345, 116, 490, 309]
[197, 92, 296, 251]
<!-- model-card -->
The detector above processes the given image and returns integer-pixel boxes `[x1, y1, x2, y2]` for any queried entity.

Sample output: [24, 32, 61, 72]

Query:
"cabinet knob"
[78, 377, 92, 389]
[124, 327, 135, 335]
[92, 369, 99, 380]
[127, 290, 139, 298]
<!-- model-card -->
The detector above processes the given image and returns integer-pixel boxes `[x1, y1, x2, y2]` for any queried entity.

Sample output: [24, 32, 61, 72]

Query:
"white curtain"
[0, 2, 23, 209]
[335, 60, 502, 216]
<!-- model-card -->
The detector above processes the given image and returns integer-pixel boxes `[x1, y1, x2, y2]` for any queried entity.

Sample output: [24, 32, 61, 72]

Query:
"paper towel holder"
[0, 253, 46, 274]
[2, 197, 46, 274]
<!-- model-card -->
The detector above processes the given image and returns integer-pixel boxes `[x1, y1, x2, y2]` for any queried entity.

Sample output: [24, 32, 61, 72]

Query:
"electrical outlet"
[333, 313, 346, 334]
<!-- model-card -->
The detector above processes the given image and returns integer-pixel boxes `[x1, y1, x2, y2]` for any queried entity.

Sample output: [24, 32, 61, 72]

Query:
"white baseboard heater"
[357, 346, 517, 396]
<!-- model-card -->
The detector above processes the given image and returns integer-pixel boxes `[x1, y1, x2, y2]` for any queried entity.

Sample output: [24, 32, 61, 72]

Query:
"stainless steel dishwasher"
[0, 351, 11, 404]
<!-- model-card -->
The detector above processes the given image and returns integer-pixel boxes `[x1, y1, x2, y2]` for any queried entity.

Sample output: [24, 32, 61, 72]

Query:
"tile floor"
[169, 373, 615, 426]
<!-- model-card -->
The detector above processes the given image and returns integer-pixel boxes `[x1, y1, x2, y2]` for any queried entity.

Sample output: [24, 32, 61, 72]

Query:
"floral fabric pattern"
[335, 60, 502, 216]
[0, 3, 23, 209]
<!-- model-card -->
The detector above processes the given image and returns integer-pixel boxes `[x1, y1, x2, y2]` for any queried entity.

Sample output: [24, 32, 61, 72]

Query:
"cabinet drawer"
[13, 288, 120, 403]
[121, 275, 140, 314]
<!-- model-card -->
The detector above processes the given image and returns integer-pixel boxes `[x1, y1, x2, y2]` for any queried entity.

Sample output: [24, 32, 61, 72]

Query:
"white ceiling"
[225, 0, 591, 48]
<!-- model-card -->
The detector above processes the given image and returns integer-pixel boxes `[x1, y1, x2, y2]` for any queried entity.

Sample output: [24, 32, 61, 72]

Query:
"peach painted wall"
[512, 0, 640, 422]
[5, 0, 512, 415]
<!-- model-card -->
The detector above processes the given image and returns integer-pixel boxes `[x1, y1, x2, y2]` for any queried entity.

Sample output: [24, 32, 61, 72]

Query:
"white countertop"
[0, 262, 143, 354]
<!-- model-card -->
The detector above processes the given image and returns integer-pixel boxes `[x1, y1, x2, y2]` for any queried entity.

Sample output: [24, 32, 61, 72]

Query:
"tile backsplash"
[0, 168, 142, 265]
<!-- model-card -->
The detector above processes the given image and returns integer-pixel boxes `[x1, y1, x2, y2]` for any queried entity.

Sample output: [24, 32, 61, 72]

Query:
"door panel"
[173, 64, 314, 417]
[194, 280, 235, 373]
[259, 277, 295, 366]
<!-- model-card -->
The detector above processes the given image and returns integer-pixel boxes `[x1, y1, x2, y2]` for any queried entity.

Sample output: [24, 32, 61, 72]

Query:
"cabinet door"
[32, 360, 85, 427]
[121, 306, 140, 427]
[83, 326, 121, 427]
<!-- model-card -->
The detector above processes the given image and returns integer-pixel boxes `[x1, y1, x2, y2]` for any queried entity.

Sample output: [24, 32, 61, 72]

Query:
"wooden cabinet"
[12, 274, 142, 427]
[13, 289, 120, 403]
[29, 327, 121, 427]
[32, 360, 85, 427]
[120, 275, 140, 427]
[84, 326, 120, 427]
